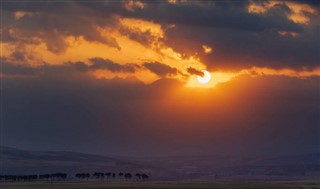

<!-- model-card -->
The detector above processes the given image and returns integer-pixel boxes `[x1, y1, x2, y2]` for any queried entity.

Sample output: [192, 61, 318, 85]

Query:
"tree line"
[0, 173, 67, 182]
[76, 172, 149, 181]
[0, 172, 149, 182]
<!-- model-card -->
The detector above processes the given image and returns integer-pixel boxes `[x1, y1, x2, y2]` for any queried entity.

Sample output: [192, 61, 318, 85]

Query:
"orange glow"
[243, 67, 320, 78]
[187, 71, 236, 88]
[186, 66, 320, 88]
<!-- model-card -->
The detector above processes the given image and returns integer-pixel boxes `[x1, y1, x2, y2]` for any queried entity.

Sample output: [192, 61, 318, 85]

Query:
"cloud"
[1, 62, 38, 76]
[202, 45, 212, 54]
[124, 0, 146, 12]
[89, 58, 140, 73]
[127, 1, 303, 32]
[291, 0, 320, 8]
[2, 1, 121, 54]
[2, 0, 319, 72]
[143, 62, 179, 77]
[74, 0, 307, 32]
[0, 57, 143, 78]
[10, 51, 25, 61]
[186, 67, 204, 76]
[165, 16, 319, 70]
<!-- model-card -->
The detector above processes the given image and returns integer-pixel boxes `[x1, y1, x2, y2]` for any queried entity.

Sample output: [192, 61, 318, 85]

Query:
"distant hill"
[1, 146, 319, 181]
[0, 146, 142, 175]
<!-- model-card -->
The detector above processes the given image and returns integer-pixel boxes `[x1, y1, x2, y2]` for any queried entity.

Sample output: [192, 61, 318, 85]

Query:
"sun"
[197, 70, 211, 84]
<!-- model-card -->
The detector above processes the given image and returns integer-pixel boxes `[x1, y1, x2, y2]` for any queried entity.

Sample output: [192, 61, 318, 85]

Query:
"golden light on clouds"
[1, 16, 206, 83]
[247, 1, 277, 14]
[202, 45, 213, 54]
[3, 5, 319, 87]
[14, 11, 32, 20]
[278, 31, 299, 37]
[286, 2, 316, 24]
[248, 1, 316, 24]
[244, 67, 320, 78]
[120, 18, 164, 40]
[124, 0, 146, 12]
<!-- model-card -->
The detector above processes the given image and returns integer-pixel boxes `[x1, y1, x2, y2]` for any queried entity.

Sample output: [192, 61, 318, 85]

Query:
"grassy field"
[1, 181, 320, 189]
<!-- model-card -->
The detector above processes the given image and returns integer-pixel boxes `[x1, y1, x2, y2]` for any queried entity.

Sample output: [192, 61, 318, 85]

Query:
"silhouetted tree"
[1, 175, 17, 182]
[51, 173, 67, 181]
[93, 172, 104, 180]
[39, 174, 50, 181]
[105, 172, 111, 178]
[75, 173, 90, 180]
[85, 173, 90, 180]
[118, 172, 124, 180]
[141, 173, 149, 181]
[135, 173, 141, 181]
[124, 173, 132, 180]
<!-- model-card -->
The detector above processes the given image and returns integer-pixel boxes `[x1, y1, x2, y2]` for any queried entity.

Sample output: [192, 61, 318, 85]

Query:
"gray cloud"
[1, 57, 143, 77]
[2, 1, 120, 53]
[76, 0, 303, 32]
[10, 51, 25, 61]
[165, 18, 319, 70]
[143, 62, 178, 77]
[1, 62, 37, 76]
[89, 58, 140, 73]
[187, 67, 204, 76]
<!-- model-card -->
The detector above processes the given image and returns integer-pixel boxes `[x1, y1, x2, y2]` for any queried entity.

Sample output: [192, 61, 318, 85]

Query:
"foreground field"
[1, 181, 320, 189]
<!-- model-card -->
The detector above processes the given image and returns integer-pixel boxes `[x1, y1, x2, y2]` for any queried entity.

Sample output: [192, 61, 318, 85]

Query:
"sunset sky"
[1, 0, 319, 156]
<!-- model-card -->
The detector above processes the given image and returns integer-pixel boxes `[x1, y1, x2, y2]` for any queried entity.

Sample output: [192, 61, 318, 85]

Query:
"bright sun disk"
[197, 70, 211, 84]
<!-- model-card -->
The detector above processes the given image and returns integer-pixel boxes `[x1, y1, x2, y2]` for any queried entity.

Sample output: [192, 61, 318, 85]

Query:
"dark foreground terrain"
[1, 181, 320, 189]
[1, 146, 319, 181]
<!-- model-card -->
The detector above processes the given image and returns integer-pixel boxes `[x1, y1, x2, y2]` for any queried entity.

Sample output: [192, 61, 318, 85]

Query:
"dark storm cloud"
[2, 0, 319, 69]
[90, 58, 140, 73]
[1, 70, 319, 156]
[143, 62, 178, 77]
[75, 0, 303, 32]
[164, 7, 319, 70]
[292, 0, 320, 7]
